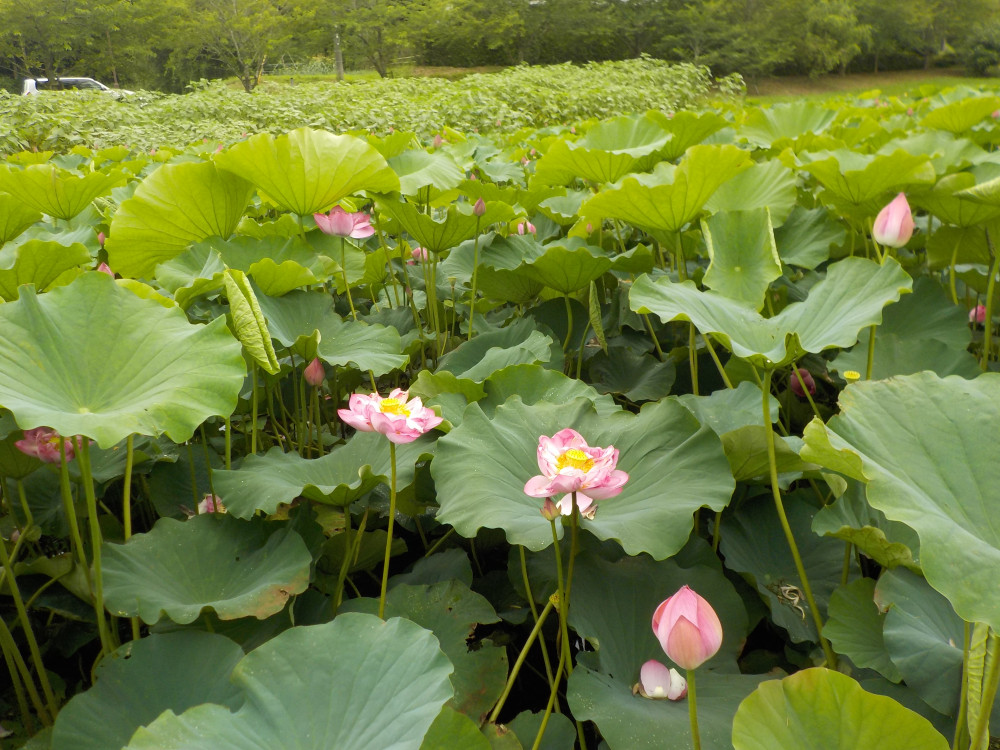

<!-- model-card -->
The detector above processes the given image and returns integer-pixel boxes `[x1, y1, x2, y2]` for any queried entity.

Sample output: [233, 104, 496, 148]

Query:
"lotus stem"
[953, 621, 972, 750]
[468, 218, 482, 341]
[58, 439, 91, 589]
[761, 369, 837, 667]
[969, 630, 1000, 750]
[791, 362, 822, 419]
[982, 229, 999, 372]
[562, 295, 574, 352]
[123, 434, 141, 641]
[549, 515, 571, 675]
[865, 325, 877, 380]
[532, 638, 568, 750]
[689, 324, 700, 396]
[704, 335, 734, 389]
[519, 545, 557, 692]
[0, 616, 49, 725]
[562, 499, 582, 676]
[686, 669, 702, 750]
[77, 438, 116, 657]
[340, 237, 358, 320]
[489, 599, 554, 723]
[0, 631, 33, 733]
[224, 416, 232, 470]
[378, 441, 398, 619]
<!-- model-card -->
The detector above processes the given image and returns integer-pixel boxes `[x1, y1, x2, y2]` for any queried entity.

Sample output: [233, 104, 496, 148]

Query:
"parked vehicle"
[22, 77, 132, 98]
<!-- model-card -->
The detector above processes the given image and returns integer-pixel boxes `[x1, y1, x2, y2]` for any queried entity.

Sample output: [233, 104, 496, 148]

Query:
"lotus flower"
[872, 193, 914, 248]
[16, 427, 73, 463]
[304, 357, 325, 387]
[789, 368, 816, 398]
[338, 388, 443, 444]
[652, 585, 723, 670]
[473, 197, 486, 217]
[523, 428, 628, 518]
[313, 207, 376, 239]
[197, 494, 227, 514]
[97, 231, 106, 247]
[410, 246, 429, 263]
[635, 660, 687, 700]
[517, 221, 536, 235]
[970, 304, 987, 324]
[96, 262, 114, 277]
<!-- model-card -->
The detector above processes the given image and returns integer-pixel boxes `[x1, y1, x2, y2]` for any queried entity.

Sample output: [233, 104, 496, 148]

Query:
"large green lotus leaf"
[587, 347, 675, 402]
[436, 318, 555, 382]
[675, 381, 778, 437]
[569, 550, 748, 675]
[155, 243, 227, 295]
[215, 128, 399, 214]
[823, 577, 902, 683]
[537, 189, 587, 225]
[480, 363, 620, 418]
[701, 208, 781, 311]
[341, 580, 507, 723]
[0, 193, 41, 243]
[580, 145, 753, 233]
[795, 150, 935, 220]
[0, 272, 244, 447]
[811, 479, 920, 572]
[192, 235, 328, 297]
[212, 431, 429, 517]
[224, 269, 280, 375]
[517, 241, 613, 294]
[377, 198, 514, 253]
[420, 707, 491, 750]
[0, 164, 125, 220]
[316, 315, 409, 375]
[51, 632, 244, 750]
[721, 426, 816, 484]
[913, 173, 1000, 227]
[732, 668, 949, 750]
[876, 567, 965, 716]
[740, 102, 837, 147]
[506, 711, 573, 750]
[704, 161, 798, 226]
[720, 492, 846, 643]
[107, 161, 254, 278]
[390, 149, 464, 195]
[103, 515, 311, 624]
[879, 133, 988, 176]
[433, 397, 733, 559]
[833, 277, 980, 379]
[570, 667, 766, 750]
[631, 256, 911, 368]
[646, 110, 728, 160]
[800, 373, 1000, 632]
[0, 238, 90, 301]
[921, 96, 1000, 134]
[773, 205, 845, 269]
[126, 614, 453, 750]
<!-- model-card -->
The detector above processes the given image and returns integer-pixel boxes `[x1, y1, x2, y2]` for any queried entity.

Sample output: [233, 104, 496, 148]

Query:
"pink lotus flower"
[907, 107, 915, 116]
[636, 660, 687, 700]
[197, 494, 227, 514]
[337, 388, 443, 444]
[789, 368, 816, 398]
[993, 110, 1000, 119]
[652, 585, 723, 670]
[523, 428, 629, 518]
[410, 246, 429, 263]
[517, 221, 536, 235]
[872, 193, 914, 248]
[313, 207, 376, 239]
[96, 262, 114, 277]
[970, 304, 987, 324]
[304, 357, 325, 387]
[16, 427, 73, 463]
[97, 231, 106, 247]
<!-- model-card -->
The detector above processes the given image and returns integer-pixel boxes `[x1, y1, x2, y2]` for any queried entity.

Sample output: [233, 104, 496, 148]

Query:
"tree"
[795, 0, 871, 76]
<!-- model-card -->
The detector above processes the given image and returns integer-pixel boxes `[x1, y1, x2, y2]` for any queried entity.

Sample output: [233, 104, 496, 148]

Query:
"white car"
[22, 77, 133, 99]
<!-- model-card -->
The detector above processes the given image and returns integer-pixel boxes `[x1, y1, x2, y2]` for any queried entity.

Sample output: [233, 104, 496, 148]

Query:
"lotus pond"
[0, 80, 999, 750]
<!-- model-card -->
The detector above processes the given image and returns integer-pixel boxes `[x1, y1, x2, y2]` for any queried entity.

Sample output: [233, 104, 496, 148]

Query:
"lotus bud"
[907, 107, 914, 116]
[652, 585, 723, 670]
[473, 198, 486, 217]
[304, 358, 325, 387]
[872, 193, 914, 248]
[432, 134, 444, 148]
[970, 304, 987, 324]
[789, 368, 816, 398]
[517, 221, 536, 235]
[993, 110, 1000, 119]
[634, 660, 687, 700]
[540, 498, 560, 521]
[97, 231, 106, 247]
[410, 247, 429, 263]
[97, 262, 114, 277]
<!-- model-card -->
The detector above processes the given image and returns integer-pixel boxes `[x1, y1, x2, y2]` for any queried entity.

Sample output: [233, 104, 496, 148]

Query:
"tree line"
[2, 0, 999, 93]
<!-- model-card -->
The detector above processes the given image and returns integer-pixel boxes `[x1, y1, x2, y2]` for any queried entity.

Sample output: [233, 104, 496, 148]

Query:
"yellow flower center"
[843, 370, 862, 382]
[379, 397, 410, 416]
[556, 448, 594, 472]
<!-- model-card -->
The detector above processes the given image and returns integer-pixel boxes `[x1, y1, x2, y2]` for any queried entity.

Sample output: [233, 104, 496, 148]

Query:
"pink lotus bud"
[569, 126, 576, 134]
[970, 304, 987, 324]
[517, 221, 536, 235]
[521, 157, 529, 165]
[652, 585, 723, 670]
[304, 357, 325, 387]
[993, 110, 1000, 119]
[197, 494, 227, 514]
[468, 172, 478, 180]
[637, 660, 687, 700]
[907, 108, 914, 116]
[215, 143, 224, 153]
[97, 231, 106, 248]
[473, 198, 486, 217]
[530, 148, 537, 156]
[411, 246, 429, 263]
[496, 119, 502, 127]
[432, 134, 444, 148]
[540, 498, 560, 521]
[97, 262, 114, 277]
[586, 223, 593, 233]
[872, 193, 914, 248]
[789, 368, 816, 398]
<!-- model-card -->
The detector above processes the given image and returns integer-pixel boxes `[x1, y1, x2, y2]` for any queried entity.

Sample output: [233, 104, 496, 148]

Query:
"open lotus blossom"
[872, 193, 914, 248]
[635, 660, 687, 700]
[523, 428, 628, 518]
[338, 388, 443, 444]
[313, 206, 376, 239]
[789, 368, 816, 398]
[197, 494, 227, 514]
[303, 357, 325, 387]
[16, 427, 75, 463]
[970, 304, 987, 324]
[652, 585, 723, 671]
